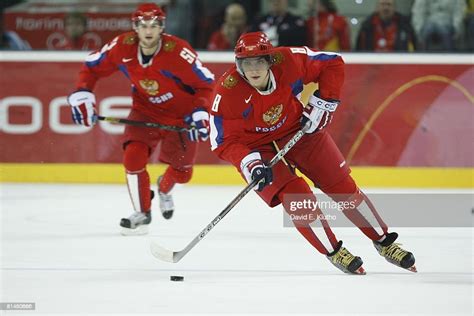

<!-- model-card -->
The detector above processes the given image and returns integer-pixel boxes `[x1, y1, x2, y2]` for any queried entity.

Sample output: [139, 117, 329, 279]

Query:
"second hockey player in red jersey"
[68, 3, 215, 235]
[210, 32, 416, 274]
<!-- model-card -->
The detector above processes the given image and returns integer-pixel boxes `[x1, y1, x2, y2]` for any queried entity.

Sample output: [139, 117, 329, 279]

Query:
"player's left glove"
[301, 91, 339, 134]
[184, 108, 210, 142]
[68, 90, 97, 127]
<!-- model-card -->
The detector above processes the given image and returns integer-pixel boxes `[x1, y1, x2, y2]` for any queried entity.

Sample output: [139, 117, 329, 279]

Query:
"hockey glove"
[301, 91, 339, 134]
[68, 90, 97, 127]
[184, 108, 210, 142]
[240, 152, 273, 192]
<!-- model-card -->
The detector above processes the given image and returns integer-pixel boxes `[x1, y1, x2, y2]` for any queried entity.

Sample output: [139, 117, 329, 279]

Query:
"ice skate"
[374, 232, 417, 272]
[120, 211, 151, 235]
[157, 176, 174, 219]
[327, 241, 366, 275]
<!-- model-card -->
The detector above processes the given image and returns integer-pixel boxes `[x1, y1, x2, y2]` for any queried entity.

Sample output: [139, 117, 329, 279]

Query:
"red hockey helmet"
[132, 3, 166, 24]
[234, 32, 274, 59]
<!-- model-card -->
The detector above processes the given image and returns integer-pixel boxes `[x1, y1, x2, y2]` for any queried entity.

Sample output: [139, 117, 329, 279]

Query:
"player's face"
[240, 57, 271, 90]
[377, 0, 395, 20]
[135, 20, 164, 49]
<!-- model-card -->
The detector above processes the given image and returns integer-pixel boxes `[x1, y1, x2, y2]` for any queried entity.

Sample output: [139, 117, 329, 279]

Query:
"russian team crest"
[263, 104, 283, 126]
[272, 51, 284, 65]
[222, 74, 238, 89]
[123, 33, 137, 45]
[139, 79, 159, 96]
[163, 41, 177, 52]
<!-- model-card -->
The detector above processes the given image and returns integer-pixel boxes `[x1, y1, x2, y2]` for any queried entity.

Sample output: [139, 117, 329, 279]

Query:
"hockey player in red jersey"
[210, 32, 416, 274]
[68, 3, 215, 235]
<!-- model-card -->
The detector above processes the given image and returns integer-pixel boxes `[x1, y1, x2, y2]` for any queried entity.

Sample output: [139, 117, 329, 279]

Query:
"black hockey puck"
[170, 275, 184, 281]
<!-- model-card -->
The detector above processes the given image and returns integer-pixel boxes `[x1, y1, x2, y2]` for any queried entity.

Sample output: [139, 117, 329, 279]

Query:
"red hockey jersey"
[210, 46, 344, 167]
[76, 32, 215, 127]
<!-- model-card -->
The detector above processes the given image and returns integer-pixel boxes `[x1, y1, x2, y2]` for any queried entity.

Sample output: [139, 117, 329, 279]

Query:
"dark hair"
[320, 0, 337, 13]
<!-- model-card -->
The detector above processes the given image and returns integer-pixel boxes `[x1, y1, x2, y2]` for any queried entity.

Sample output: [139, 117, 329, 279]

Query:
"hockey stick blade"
[150, 242, 176, 263]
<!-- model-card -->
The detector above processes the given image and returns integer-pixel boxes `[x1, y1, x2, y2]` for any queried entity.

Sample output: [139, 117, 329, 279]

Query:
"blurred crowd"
[1, 0, 473, 52]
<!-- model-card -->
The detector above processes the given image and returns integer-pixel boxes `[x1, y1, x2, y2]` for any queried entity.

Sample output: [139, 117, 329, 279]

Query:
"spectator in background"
[466, 0, 474, 51]
[50, 12, 101, 50]
[207, 3, 247, 50]
[164, 0, 196, 45]
[306, 0, 350, 51]
[251, 0, 306, 46]
[412, 0, 466, 51]
[193, 0, 260, 49]
[356, 0, 417, 52]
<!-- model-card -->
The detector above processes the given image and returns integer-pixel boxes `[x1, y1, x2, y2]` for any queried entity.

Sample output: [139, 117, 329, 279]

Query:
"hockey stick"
[150, 126, 309, 263]
[96, 115, 191, 132]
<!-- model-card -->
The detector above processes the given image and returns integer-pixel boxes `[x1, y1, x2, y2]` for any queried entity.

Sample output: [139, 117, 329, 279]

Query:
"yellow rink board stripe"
[0, 164, 472, 188]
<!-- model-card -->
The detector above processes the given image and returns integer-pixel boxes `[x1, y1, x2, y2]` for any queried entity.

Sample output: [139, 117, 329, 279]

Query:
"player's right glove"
[184, 108, 210, 142]
[68, 90, 97, 127]
[301, 91, 339, 134]
[240, 152, 273, 192]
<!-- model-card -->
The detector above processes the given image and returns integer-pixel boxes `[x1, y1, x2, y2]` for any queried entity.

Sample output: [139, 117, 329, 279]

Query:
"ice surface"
[1, 184, 472, 315]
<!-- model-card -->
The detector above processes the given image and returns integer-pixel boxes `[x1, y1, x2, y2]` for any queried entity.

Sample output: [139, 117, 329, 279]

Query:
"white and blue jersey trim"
[304, 47, 341, 61]
[192, 59, 215, 84]
[85, 51, 107, 67]
[210, 114, 224, 150]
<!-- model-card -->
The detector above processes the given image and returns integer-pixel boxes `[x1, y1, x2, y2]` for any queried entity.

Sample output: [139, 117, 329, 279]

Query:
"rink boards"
[0, 52, 473, 188]
[0, 163, 473, 188]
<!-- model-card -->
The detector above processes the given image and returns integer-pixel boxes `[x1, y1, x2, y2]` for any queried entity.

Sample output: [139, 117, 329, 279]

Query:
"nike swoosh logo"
[245, 95, 252, 103]
[122, 58, 133, 63]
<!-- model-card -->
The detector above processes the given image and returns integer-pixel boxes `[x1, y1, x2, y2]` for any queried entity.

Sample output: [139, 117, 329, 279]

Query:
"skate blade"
[353, 266, 366, 275]
[120, 225, 149, 236]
